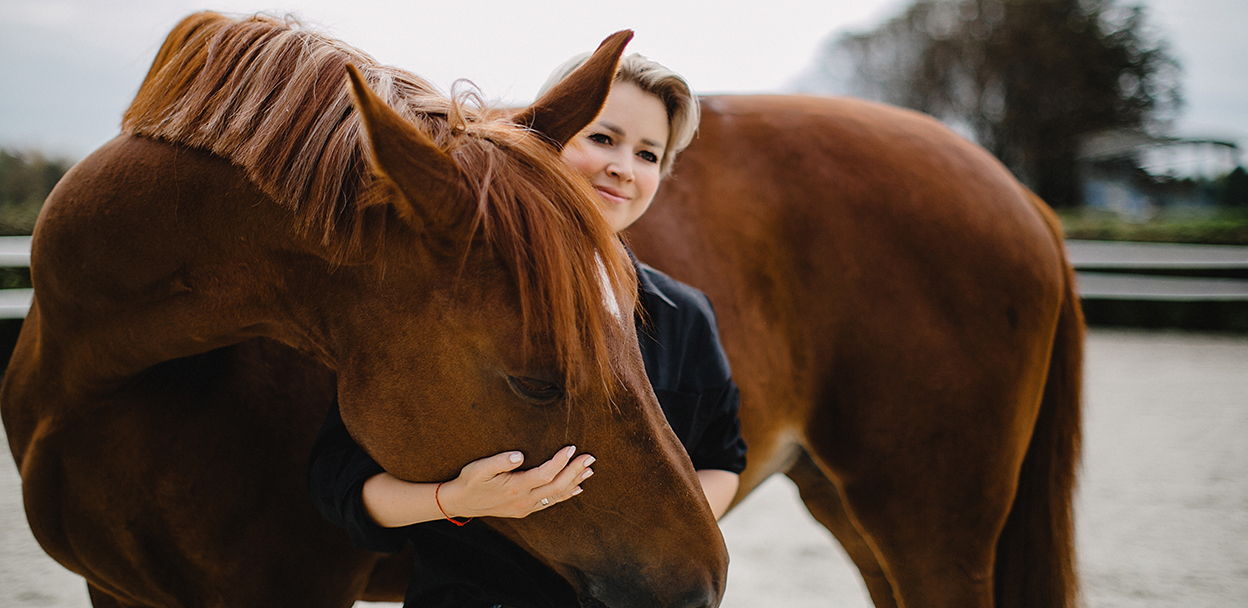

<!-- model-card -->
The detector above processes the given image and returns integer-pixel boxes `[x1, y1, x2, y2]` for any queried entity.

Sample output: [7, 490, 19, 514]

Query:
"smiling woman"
[561, 81, 670, 232]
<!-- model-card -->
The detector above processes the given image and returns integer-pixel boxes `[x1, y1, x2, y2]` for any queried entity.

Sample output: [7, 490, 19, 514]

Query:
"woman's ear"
[512, 30, 633, 149]
[345, 64, 465, 234]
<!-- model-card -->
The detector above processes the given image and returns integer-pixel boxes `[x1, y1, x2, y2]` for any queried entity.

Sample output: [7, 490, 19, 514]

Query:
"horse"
[634, 94, 1083, 607]
[2, 11, 1083, 608]
[1, 12, 726, 608]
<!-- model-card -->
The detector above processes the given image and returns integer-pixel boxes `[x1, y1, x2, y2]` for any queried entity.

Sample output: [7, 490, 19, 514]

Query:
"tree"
[1218, 166, 1248, 208]
[798, 0, 1182, 207]
[0, 149, 72, 235]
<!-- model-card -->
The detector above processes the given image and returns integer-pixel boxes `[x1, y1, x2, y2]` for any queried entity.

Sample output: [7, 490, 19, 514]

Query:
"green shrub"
[1059, 207, 1248, 244]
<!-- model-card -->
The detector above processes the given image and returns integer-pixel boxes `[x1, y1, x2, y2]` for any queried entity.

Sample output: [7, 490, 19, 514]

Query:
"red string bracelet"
[434, 482, 472, 527]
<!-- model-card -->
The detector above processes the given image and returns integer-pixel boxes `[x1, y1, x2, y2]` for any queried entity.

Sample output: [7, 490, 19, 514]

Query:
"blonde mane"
[123, 11, 637, 397]
[124, 12, 444, 257]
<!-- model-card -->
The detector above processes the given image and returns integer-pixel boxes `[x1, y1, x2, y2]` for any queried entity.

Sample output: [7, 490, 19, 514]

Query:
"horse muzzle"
[573, 567, 722, 608]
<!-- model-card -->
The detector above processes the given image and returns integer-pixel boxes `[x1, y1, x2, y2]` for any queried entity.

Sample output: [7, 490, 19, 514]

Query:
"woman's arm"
[697, 469, 739, 520]
[362, 446, 596, 527]
[310, 400, 594, 553]
[360, 472, 458, 527]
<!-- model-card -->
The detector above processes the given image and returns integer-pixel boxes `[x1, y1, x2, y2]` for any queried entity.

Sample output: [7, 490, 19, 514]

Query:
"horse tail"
[994, 191, 1084, 608]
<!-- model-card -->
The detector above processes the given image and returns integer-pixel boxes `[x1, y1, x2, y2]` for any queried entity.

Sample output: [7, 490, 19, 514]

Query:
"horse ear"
[344, 64, 462, 231]
[512, 30, 633, 148]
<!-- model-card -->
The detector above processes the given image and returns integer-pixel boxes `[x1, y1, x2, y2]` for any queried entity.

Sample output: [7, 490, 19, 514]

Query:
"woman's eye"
[507, 375, 565, 404]
[638, 150, 659, 164]
[588, 133, 612, 145]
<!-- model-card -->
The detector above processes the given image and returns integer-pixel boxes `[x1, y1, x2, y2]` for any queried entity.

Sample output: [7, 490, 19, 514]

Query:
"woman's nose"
[606, 158, 633, 181]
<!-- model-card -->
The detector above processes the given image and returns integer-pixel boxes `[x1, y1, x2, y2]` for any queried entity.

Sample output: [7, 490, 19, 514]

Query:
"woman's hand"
[439, 445, 595, 519]
[359, 446, 595, 527]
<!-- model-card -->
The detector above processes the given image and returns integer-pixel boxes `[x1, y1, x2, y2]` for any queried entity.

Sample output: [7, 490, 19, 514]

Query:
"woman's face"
[562, 82, 670, 233]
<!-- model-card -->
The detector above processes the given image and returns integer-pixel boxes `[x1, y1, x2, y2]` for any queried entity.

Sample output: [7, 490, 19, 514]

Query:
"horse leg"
[785, 451, 898, 608]
[803, 381, 1036, 608]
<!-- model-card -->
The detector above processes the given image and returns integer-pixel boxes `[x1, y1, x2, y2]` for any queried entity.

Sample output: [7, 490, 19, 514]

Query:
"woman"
[309, 52, 745, 608]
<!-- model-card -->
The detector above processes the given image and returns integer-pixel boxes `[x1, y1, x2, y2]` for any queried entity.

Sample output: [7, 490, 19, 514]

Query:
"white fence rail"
[0, 236, 1244, 320]
[0, 237, 31, 320]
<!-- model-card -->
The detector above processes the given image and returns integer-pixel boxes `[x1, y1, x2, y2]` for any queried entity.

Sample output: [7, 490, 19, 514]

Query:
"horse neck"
[28, 136, 352, 393]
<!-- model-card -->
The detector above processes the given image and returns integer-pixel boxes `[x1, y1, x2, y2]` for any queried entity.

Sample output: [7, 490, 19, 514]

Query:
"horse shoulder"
[17, 136, 313, 405]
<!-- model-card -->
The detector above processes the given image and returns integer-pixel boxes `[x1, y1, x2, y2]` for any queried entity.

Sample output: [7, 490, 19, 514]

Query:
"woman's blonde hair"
[539, 52, 699, 176]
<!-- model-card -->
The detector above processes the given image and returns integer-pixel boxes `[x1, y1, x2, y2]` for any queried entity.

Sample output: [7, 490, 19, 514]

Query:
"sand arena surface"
[3, 329, 1247, 606]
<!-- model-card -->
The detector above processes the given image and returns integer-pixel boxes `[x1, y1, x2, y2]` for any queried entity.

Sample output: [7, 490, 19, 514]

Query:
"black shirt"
[633, 262, 746, 473]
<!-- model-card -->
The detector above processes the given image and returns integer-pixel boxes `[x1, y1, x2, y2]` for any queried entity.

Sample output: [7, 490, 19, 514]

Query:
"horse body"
[1, 13, 1081, 608]
[631, 94, 1081, 607]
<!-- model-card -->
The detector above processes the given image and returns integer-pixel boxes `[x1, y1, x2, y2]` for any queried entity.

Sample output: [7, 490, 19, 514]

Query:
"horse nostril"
[674, 590, 716, 608]
[577, 571, 718, 607]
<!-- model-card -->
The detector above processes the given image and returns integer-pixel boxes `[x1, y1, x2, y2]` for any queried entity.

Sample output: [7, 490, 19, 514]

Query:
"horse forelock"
[122, 11, 638, 400]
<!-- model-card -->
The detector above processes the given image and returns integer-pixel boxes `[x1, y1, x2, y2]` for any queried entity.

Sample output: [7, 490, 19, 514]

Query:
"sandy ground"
[3, 328, 1246, 607]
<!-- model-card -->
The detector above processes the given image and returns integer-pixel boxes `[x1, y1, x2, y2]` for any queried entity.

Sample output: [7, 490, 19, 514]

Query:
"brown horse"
[1, 12, 726, 608]
[634, 96, 1083, 608]
[2, 11, 1083, 608]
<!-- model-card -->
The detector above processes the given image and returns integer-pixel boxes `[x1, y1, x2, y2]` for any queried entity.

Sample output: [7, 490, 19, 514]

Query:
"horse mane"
[123, 11, 637, 398]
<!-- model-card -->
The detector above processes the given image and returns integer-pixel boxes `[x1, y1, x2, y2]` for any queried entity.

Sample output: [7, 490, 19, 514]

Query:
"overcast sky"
[1, 0, 1242, 159]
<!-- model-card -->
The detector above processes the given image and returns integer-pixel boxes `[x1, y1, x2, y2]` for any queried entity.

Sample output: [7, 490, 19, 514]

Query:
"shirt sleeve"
[307, 399, 408, 554]
[688, 380, 748, 473]
[686, 293, 747, 474]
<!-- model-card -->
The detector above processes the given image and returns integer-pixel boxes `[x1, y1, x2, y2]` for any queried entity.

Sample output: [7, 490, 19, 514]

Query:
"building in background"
[1079, 131, 1243, 218]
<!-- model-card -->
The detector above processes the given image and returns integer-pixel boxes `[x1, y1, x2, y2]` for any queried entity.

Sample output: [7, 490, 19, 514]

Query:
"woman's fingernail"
[581, 468, 594, 480]
[584, 455, 596, 466]
[565, 445, 576, 457]
[509, 452, 523, 463]
[572, 486, 583, 495]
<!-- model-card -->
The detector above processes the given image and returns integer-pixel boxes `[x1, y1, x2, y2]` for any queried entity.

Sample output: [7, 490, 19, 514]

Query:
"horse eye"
[507, 375, 565, 404]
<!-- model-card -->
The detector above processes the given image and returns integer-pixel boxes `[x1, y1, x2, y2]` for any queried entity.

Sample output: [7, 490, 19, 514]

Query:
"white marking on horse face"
[596, 253, 623, 321]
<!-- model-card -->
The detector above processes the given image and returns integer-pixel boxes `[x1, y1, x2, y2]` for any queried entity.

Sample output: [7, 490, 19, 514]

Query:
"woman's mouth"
[594, 185, 629, 205]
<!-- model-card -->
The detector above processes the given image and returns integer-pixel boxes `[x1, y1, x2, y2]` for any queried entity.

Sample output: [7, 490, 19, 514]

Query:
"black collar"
[625, 243, 678, 309]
